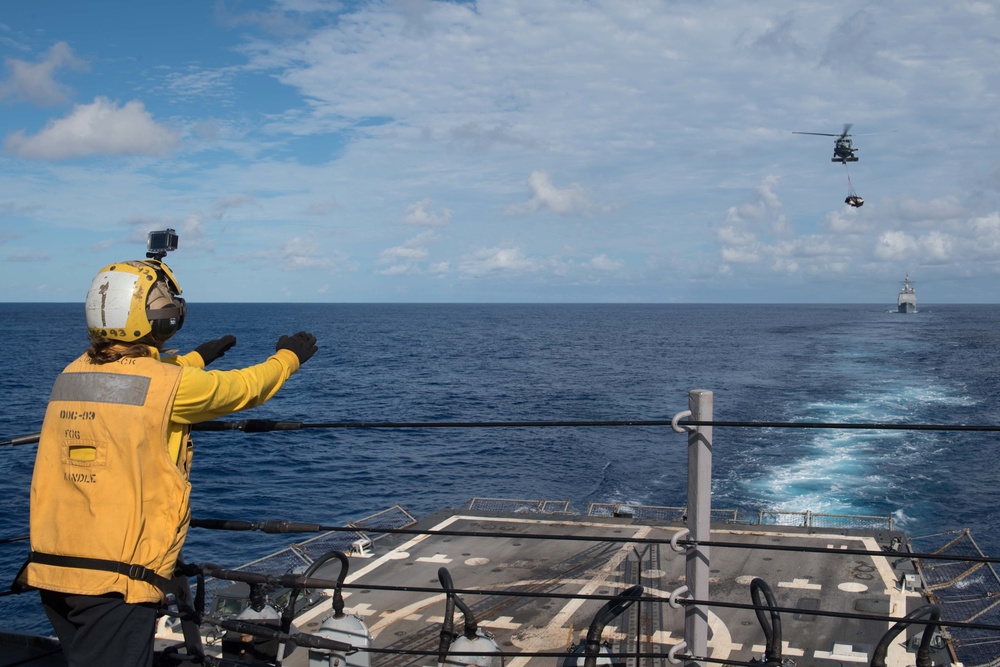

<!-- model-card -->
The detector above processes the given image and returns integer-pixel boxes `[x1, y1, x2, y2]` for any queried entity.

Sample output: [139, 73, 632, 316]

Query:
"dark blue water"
[2, 302, 999, 634]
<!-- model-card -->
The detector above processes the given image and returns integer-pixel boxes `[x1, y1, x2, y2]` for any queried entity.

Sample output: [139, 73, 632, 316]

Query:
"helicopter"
[792, 123, 860, 163]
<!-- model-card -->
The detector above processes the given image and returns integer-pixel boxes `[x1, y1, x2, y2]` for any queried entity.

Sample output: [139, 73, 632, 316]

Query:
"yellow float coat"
[24, 346, 301, 603]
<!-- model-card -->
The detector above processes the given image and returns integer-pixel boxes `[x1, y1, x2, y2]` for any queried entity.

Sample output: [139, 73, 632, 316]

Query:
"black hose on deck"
[750, 578, 782, 665]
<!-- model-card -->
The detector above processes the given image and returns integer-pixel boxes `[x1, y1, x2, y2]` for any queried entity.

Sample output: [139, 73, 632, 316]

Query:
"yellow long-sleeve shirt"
[160, 346, 302, 463]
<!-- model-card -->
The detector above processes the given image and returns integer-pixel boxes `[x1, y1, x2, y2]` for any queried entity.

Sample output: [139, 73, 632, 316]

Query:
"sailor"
[18, 258, 318, 667]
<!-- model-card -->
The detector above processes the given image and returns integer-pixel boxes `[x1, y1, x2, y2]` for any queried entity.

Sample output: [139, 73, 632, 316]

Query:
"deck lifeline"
[182, 505, 940, 667]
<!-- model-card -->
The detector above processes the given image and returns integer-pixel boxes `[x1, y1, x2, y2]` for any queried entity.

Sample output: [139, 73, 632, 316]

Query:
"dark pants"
[40, 589, 159, 667]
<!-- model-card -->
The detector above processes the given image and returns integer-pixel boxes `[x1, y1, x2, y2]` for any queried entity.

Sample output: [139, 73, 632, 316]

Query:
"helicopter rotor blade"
[792, 132, 839, 136]
[840, 123, 853, 138]
[849, 130, 899, 136]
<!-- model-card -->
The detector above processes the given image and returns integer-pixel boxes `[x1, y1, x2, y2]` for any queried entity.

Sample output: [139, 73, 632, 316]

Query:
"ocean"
[2, 302, 999, 635]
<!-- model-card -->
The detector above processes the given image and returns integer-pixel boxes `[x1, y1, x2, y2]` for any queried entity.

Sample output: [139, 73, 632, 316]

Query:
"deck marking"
[479, 616, 520, 630]
[332, 514, 472, 636]
[778, 578, 821, 590]
[707, 637, 742, 652]
[705, 608, 735, 660]
[750, 642, 805, 657]
[859, 535, 909, 666]
[838, 582, 869, 593]
[548, 526, 654, 630]
[506, 526, 672, 652]
[814, 643, 869, 662]
[346, 514, 469, 584]
[345, 603, 377, 618]
[416, 553, 453, 563]
[368, 593, 446, 637]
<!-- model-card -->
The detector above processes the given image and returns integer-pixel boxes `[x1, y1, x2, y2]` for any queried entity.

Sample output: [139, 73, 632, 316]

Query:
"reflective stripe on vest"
[49, 372, 151, 406]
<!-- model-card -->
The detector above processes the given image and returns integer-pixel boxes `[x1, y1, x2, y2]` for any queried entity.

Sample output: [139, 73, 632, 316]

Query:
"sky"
[1, 1, 998, 304]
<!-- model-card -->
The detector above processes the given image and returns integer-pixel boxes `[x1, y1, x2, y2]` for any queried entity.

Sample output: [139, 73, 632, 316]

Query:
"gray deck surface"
[16, 506, 947, 666]
[270, 507, 938, 667]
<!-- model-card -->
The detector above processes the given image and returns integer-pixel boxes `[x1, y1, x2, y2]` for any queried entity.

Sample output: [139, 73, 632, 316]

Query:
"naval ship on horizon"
[898, 274, 917, 313]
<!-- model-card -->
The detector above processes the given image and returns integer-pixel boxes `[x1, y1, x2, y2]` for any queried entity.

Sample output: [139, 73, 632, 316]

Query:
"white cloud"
[821, 207, 869, 234]
[3, 2, 1000, 302]
[4, 97, 179, 160]
[0, 41, 87, 106]
[715, 176, 789, 265]
[214, 1, 314, 37]
[278, 236, 335, 269]
[401, 199, 452, 227]
[456, 246, 622, 280]
[378, 230, 435, 276]
[380, 246, 429, 262]
[459, 247, 538, 277]
[507, 171, 604, 217]
[922, 230, 953, 262]
[587, 254, 623, 272]
[378, 230, 438, 275]
[896, 196, 966, 223]
[874, 231, 923, 261]
[968, 212, 1000, 256]
[162, 66, 241, 103]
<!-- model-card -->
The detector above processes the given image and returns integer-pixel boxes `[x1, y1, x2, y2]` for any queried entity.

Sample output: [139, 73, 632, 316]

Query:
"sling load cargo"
[844, 165, 864, 207]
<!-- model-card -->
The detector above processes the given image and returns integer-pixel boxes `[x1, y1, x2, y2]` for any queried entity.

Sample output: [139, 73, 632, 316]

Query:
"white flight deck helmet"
[84, 259, 186, 344]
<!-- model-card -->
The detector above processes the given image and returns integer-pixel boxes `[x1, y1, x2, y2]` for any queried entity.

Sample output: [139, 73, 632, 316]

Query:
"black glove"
[276, 331, 318, 365]
[194, 335, 237, 366]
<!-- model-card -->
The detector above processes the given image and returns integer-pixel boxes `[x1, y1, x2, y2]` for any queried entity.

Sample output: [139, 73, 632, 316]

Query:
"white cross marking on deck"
[750, 642, 805, 657]
[814, 643, 869, 662]
[777, 578, 821, 590]
[479, 616, 520, 630]
[650, 630, 678, 644]
[417, 553, 453, 563]
[345, 603, 377, 618]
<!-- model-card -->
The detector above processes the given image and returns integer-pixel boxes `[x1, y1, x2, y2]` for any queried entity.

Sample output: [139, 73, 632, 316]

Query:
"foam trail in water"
[731, 377, 973, 518]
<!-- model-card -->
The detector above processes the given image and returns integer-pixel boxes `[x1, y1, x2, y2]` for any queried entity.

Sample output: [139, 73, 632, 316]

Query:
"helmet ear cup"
[145, 284, 186, 343]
